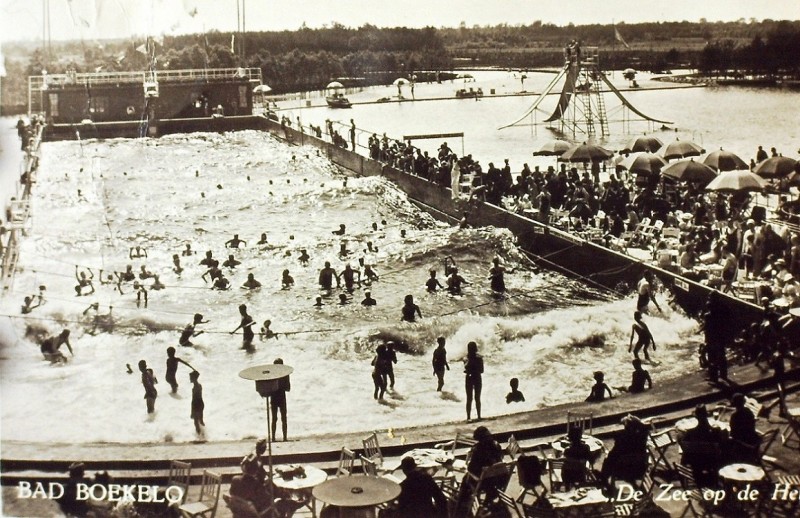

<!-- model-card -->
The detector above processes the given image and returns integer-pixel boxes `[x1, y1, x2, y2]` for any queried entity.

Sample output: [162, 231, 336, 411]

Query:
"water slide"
[598, 73, 673, 125]
[543, 62, 581, 123]
[497, 62, 572, 130]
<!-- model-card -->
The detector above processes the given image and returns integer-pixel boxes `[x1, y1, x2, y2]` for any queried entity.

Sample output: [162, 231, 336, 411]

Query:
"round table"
[674, 417, 729, 434]
[273, 465, 328, 491]
[401, 448, 454, 470]
[313, 475, 400, 508]
[550, 434, 605, 456]
[718, 463, 765, 483]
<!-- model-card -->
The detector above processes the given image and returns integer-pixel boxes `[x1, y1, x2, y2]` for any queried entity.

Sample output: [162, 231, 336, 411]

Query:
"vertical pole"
[241, 0, 246, 64]
[265, 396, 273, 482]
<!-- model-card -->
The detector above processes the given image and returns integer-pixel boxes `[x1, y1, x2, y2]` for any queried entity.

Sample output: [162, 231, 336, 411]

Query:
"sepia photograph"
[1, 1, 799, 516]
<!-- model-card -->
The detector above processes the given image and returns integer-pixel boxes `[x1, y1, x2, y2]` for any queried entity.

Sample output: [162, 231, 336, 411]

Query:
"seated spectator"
[457, 426, 504, 513]
[394, 457, 447, 517]
[728, 393, 760, 448]
[680, 405, 727, 487]
[562, 426, 592, 488]
[600, 415, 649, 486]
[57, 462, 90, 517]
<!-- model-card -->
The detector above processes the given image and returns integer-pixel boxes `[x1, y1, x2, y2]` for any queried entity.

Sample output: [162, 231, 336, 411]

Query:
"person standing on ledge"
[270, 358, 290, 442]
[190, 370, 205, 436]
[432, 337, 450, 391]
[464, 341, 484, 421]
[349, 119, 357, 151]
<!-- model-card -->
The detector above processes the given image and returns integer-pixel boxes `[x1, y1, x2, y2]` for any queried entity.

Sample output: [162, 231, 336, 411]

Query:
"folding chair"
[466, 461, 515, 516]
[515, 454, 547, 505]
[777, 385, 800, 448]
[362, 432, 383, 464]
[359, 455, 401, 484]
[547, 458, 566, 493]
[336, 447, 356, 477]
[435, 431, 477, 482]
[168, 460, 192, 505]
[567, 411, 593, 435]
[647, 428, 676, 480]
[675, 464, 717, 518]
[506, 434, 521, 460]
[497, 489, 524, 518]
[178, 469, 221, 518]
[661, 227, 681, 240]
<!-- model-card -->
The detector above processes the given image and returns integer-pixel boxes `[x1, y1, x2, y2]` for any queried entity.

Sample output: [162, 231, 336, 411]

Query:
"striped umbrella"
[705, 169, 768, 192]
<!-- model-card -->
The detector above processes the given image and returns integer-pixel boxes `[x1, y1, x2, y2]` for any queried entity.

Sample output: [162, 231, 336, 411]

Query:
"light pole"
[239, 363, 293, 485]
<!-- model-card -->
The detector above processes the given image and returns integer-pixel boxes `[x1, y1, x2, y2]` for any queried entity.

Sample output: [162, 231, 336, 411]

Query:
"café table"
[383, 448, 455, 476]
[312, 475, 400, 518]
[273, 464, 328, 517]
[718, 463, 766, 514]
[546, 487, 612, 517]
[550, 434, 605, 459]
[673, 417, 729, 437]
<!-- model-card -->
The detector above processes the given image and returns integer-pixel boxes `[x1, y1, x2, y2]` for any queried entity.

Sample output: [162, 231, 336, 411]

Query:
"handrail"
[28, 67, 262, 90]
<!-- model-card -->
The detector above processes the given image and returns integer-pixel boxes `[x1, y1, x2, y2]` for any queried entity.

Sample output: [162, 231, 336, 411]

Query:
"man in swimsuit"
[74, 266, 95, 296]
[172, 254, 183, 275]
[636, 272, 661, 313]
[225, 234, 247, 248]
[298, 249, 310, 266]
[242, 273, 262, 290]
[129, 246, 147, 259]
[40, 329, 73, 363]
[447, 268, 469, 295]
[340, 264, 361, 293]
[222, 254, 241, 269]
[629, 311, 656, 361]
[426, 270, 444, 292]
[432, 337, 450, 391]
[165, 346, 195, 393]
[179, 314, 208, 347]
[318, 261, 340, 290]
[231, 304, 256, 350]
[361, 291, 377, 306]
[199, 251, 217, 268]
[138, 360, 158, 414]
[401, 294, 422, 322]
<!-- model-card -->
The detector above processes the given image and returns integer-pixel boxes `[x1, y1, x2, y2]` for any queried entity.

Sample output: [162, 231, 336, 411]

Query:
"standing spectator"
[464, 341, 484, 421]
[432, 337, 450, 391]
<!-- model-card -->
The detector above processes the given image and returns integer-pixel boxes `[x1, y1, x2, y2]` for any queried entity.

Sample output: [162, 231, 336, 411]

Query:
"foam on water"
[0, 131, 702, 444]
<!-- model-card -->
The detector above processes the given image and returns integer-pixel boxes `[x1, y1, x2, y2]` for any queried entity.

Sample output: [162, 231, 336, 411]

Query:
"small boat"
[326, 93, 352, 108]
[455, 87, 483, 99]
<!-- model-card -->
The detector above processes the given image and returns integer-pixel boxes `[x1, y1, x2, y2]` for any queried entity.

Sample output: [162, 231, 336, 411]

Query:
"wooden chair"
[506, 434, 521, 460]
[497, 489, 524, 518]
[567, 411, 593, 435]
[435, 431, 477, 482]
[359, 455, 401, 484]
[515, 454, 547, 504]
[336, 447, 356, 477]
[465, 461, 515, 515]
[675, 464, 716, 518]
[168, 460, 192, 505]
[661, 227, 681, 240]
[362, 432, 383, 464]
[648, 428, 677, 480]
[732, 428, 780, 478]
[547, 458, 566, 493]
[178, 469, 221, 518]
[777, 384, 800, 448]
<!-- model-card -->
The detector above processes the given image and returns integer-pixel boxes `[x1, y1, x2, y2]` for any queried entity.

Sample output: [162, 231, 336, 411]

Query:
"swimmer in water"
[363, 264, 379, 284]
[281, 269, 294, 290]
[181, 243, 194, 256]
[257, 233, 268, 245]
[332, 224, 346, 236]
[443, 256, 457, 277]
[179, 316, 206, 347]
[222, 254, 241, 269]
[629, 311, 656, 362]
[298, 249, 310, 266]
[225, 234, 247, 248]
[446, 267, 469, 295]
[339, 293, 350, 305]
[202, 265, 222, 283]
[488, 258, 506, 293]
[171, 254, 183, 275]
[319, 261, 340, 291]
[199, 251, 217, 268]
[40, 329, 73, 363]
[401, 294, 422, 322]
[129, 246, 147, 259]
[151, 274, 165, 291]
[260, 320, 278, 340]
[99, 270, 124, 294]
[212, 275, 231, 290]
[74, 266, 95, 297]
[21, 295, 42, 314]
[339, 242, 349, 257]
[120, 265, 136, 282]
[361, 291, 377, 306]
[314, 296, 323, 307]
[165, 346, 195, 394]
[231, 304, 256, 350]
[139, 360, 158, 414]
[242, 273, 262, 290]
[425, 270, 444, 292]
[83, 303, 112, 336]
[585, 371, 613, 402]
[139, 265, 154, 280]
[340, 264, 361, 293]
[133, 281, 148, 308]
[505, 378, 525, 404]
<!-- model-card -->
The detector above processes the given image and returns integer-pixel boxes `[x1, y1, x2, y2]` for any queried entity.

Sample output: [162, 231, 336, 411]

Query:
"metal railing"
[29, 67, 262, 90]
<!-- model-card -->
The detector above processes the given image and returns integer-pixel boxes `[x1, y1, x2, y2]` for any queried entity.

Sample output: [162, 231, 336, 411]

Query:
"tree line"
[2, 19, 800, 112]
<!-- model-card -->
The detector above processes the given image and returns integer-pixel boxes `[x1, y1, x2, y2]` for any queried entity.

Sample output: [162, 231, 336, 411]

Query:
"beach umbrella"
[754, 156, 798, 179]
[620, 135, 663, 154]
[617, 152, 666, 176]
[705, 169, 768, 192]
[253, 84, 272, 93]
[533, 139, 571, 156]
[661, 158, 718, 184]
[559, 142, 613, 163]
[326, 81, 344, 89]
[702, 148, 748, 172]
[660, 139, 705, 160]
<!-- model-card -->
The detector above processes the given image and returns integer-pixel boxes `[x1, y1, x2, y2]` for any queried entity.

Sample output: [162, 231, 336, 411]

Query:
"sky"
[1, 0, 799, 43]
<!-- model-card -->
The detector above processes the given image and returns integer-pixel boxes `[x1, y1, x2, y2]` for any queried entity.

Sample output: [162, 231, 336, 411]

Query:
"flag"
[135, 44, 147, 55]
[615, 26, 630, 49]
[231, 34, 235, 53]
